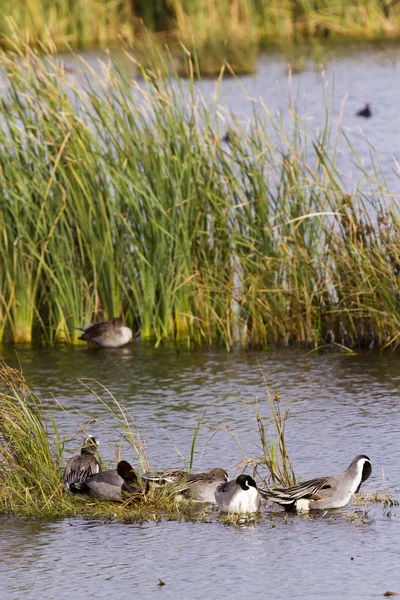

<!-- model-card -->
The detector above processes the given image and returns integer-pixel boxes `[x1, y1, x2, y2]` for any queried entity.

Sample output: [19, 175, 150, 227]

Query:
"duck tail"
[259, 488, 274, 500]
[259, 488, 296, 506]
[69, 481, 89, 494]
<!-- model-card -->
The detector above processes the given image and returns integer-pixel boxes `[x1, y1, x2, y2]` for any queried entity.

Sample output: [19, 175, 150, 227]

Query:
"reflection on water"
[0, 343, 399, 598]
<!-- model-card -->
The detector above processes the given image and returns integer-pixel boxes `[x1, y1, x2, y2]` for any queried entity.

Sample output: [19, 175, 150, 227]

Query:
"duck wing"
[141, 470, 188, 484]
[64, 455, 99, 489]
[260, 476, 333, 505]
[78, 321, 112, 341]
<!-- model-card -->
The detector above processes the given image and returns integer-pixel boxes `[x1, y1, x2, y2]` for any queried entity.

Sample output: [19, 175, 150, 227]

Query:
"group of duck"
[64, 437, 372, 515]
[74, 319, 373, 512]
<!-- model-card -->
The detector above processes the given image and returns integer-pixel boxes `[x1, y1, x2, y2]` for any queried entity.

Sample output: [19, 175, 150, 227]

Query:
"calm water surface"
[0, 344, 399, 599]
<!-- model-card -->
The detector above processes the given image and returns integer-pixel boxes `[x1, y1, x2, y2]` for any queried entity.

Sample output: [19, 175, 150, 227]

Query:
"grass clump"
[1, 1, 134, 51]
[253, 389, 296, 487]
[0, 365, 64, 514]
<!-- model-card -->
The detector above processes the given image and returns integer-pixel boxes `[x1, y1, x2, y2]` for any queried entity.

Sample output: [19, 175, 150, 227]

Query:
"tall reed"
[0, 46, 400, 349]
[4, 1, 400, 46]
[0, 364, 64, 513]
[1, 1, 133, 50]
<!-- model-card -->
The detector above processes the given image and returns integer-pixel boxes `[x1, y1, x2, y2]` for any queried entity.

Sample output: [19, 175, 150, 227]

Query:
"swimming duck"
[77, 317, 133, 348]
[215, 474, 261, 514]
[356, 103, 372, 118]
[142, 467, 228, 503]
[260, 455, 372, 511]
[64, 436, 100, 491]
[69, 460, 145, 501]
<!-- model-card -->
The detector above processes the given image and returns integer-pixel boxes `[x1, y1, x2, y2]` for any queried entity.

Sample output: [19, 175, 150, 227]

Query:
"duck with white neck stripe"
[215, 474, 261, 514]
[260, 455, 372, 511]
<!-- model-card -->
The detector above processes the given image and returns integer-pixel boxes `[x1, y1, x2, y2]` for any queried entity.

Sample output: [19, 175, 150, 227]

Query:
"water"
[0, 343, 399, 599]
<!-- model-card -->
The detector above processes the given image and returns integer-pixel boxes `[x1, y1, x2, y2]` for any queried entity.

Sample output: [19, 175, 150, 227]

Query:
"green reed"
[253, 390, 296, 488]
[0, 364, 64, 514]
[1, 0, 133, 51]
[6, 0, 400, 45]
[0, 46, 400, 348]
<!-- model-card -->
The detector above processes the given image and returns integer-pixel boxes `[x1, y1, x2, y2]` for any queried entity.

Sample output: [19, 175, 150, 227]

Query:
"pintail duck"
[142, 467, 228, 503]
[69, 460, 145, 501]
[260, 455, 372, 511]
[64, 436, 100, 491]
[356, 103, 372, 118]
[215, 474, 260, 514]
[77, 317, 133, 348]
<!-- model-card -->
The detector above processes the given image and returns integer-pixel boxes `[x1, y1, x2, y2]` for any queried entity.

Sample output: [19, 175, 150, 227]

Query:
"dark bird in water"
[77, 317, 133, 348]
[356, 103, 372, 118]
[64, 436, 100, 491]
[222, 129, 239, 145]
[325, 330, 334, 345]
[69, 460, 147, 501]
[260, 455, 372, 511]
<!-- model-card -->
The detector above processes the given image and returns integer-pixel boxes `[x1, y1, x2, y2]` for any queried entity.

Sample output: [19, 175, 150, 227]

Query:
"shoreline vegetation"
[0, 363, 391, 520]
[0, 363, 393, 519]
[1, 47, 400, 351]
[0, 362, 292, 519]
[3, 1, 400, 75]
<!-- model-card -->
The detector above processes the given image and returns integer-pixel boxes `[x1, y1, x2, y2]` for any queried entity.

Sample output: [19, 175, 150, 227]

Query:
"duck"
[69, 460, 145, 501]
[64, 436, 100, 491]
[141, 468, 188, 484]
[215, 474, 261, 514]
[260, 455, 372, 511]
[222, 130, 233, 144]
[77, 317, 133, 348]
[356, 103, 372, 118]
[142, 467, 228, 503]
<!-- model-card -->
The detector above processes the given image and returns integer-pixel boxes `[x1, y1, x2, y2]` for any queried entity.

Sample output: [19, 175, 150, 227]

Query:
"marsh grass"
[1, 46, 400, 349]
[353, 489, 397, 507]
[253, 390, 296, 487]
[0, 368, 64, 514]
[3, 1, 400, 76]
[1, 2, 134, 51]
